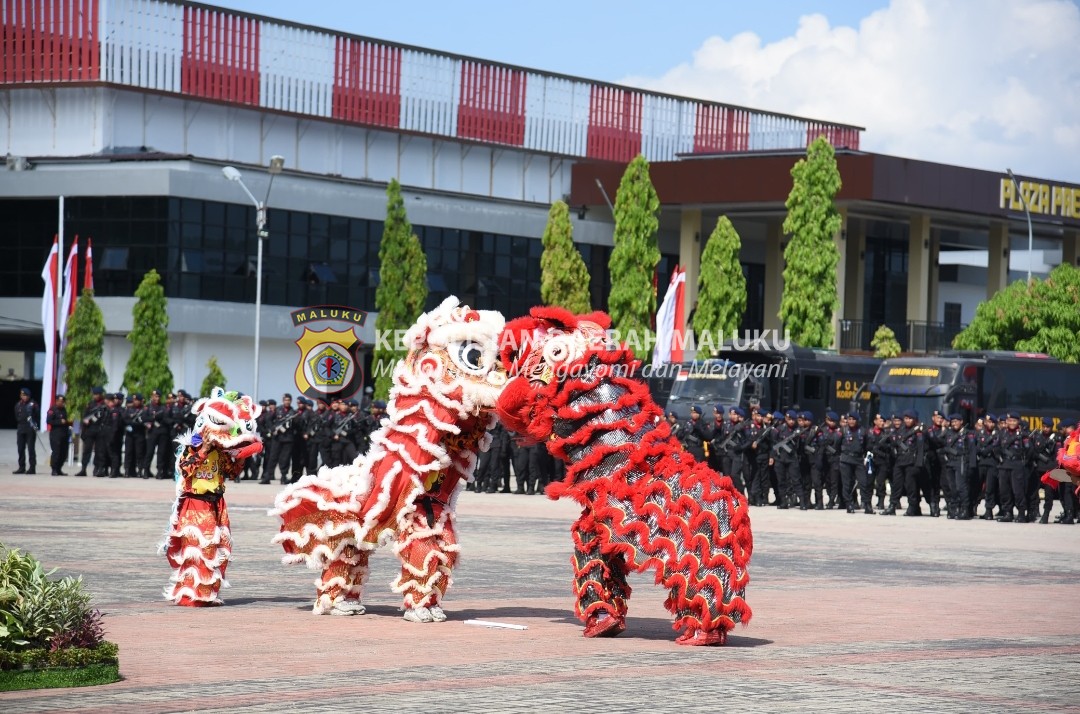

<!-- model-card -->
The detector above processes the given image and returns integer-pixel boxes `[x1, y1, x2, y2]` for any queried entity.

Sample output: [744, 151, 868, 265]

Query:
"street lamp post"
[222, 156, 285, 399]
[1006, 168, 1033, 285]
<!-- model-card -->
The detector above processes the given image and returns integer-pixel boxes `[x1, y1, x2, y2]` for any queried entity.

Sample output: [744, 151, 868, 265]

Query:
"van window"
[802, 374, 825, 401]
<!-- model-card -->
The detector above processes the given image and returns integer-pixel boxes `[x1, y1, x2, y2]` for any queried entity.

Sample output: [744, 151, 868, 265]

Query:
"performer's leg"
[393, 510, 459, 622]
[314, 544, 370, 615]
[571, 517, 629, 638]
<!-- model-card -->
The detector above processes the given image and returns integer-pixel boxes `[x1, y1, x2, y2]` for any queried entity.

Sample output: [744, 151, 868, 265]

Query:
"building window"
[944, 302, 962, 327]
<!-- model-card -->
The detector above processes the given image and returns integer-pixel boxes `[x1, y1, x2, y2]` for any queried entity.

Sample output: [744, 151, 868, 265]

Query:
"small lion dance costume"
[496, 307, 752, 645]
[272, 297, 505, 622]
[162, 388, 263, 606]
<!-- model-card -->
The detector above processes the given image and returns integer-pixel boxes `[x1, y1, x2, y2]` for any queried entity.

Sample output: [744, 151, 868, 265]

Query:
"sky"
[212, 0, 1080, 183]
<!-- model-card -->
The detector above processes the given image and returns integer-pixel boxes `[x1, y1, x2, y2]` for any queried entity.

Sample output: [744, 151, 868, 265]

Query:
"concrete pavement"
[0, 429, 1078, 713]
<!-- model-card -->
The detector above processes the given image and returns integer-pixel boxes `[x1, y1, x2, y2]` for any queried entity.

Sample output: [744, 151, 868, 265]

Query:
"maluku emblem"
[294, 326, 365, 403]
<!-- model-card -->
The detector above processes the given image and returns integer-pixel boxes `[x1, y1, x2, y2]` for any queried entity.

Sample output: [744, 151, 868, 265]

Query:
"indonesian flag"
[56, 237, 79, 394]
[652, 266, 686, 368]
[40, 236, 60, 432]
[84, 237, 94, 291]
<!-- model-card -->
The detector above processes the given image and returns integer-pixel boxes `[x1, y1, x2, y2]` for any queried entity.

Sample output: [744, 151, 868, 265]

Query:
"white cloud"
[622, 0, 1080, 183]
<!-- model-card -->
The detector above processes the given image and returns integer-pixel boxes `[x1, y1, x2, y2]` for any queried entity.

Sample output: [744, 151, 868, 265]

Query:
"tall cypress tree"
[122, 268, 174, 397]
[540, 200, 592, 314]
[780, 136, 842, 348]
[373, 179, 429, 399]
[200, 356, 227, 397]
[694, 215, 746, 352]
[62, 288, 108, 422]
[608, 154, 660, 357]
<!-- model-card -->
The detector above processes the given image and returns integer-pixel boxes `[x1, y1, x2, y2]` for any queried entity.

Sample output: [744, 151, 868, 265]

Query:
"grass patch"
[0, 662, 121, 691]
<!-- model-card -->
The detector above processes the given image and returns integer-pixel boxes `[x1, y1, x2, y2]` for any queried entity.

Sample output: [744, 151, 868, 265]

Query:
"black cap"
[151, 389, 161, 396]
[372, 400, 387, 409]
[19, 387, 30, 396]
[91, 386, 104, 395]
[258, 400, 268, 407]
[826, 410, 839, 421]
[732, 406, 746, 418]
[903, 409, 918, 419]
[178, 389, 191, 399]
[1005, 411, 1020, 420]
[132, 393, 143, 401]
[690, 405, 702, 415]
[113, 392, 124, 400]
[56, 393, 65, 400]
[1042, 417, 1054, 427]
[283, 393, 292, 400]
[267, 399, 277, 406]
[948, 413, 963, 421]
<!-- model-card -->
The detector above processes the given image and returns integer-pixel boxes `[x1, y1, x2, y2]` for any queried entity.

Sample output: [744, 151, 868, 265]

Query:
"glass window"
[100, 247, 129, 270]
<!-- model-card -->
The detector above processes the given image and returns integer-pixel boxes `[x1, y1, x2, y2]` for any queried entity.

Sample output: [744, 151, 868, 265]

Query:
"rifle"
[802, 425, 823, 455]
[712, 423, 745, 453]
[751, 424, 776, 449]
[772, 428, 803, 457]
[272, 410, 297, 435]
[332, 412, 357, 438]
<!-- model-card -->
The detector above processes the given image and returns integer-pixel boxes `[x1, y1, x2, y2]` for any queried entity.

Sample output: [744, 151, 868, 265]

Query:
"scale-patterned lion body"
[496, 306, 752, 645]
[272, 297, 506, 621]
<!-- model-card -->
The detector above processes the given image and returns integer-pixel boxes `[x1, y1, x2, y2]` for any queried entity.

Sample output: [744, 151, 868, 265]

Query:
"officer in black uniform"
[46, 394, 72, 476]
[771, 410, 801, 510]
[884, 410, 925, 516]
[977, 414, 1001, 519]
[13, 386, 39, 474]
[744, 408, 773, 507]
[839, 412, 871, 513]
[290, 397, 313, 482]
[941, 414, 977, 520]
[106, 393, 125, 477]
[272, 394, 297, 485]
[995, 412, 1031, 523]
[122, 393, 149, 478]
[258, 399, 278, 483]
[866, 413, 892, 511]
[1030, 418, 1058, 523]
[77, 386, 109, 477]
[143, 389, 170, 479]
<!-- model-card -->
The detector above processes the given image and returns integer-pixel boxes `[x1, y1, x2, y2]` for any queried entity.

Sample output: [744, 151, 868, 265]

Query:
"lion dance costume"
[496, 307, 752, 646]
[162, 388, 263, 606]
[1042, 425, 1080, 496]
[272, 297, 506, 622]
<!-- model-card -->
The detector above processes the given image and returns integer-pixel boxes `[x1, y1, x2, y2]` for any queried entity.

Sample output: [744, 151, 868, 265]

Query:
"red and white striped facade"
[1, 0, 861, 163]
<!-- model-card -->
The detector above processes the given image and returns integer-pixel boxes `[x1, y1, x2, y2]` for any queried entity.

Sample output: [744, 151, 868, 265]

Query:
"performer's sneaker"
[428, 606, 448, 622]
[330, 600, 366, 616]
[403, 607, 435, 623]
[583, 612, 626, 638]
[675, 628, 726, 647]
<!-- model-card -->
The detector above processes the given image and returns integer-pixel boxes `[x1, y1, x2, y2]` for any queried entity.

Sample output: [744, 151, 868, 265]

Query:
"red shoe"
[583, 613, 626, 638]
[675, 628, 726, 646]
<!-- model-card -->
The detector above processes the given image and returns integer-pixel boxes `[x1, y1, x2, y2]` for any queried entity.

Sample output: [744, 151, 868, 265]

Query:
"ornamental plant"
[694, 215, 746, 342]
[122, 269, 174, 397]
[62, 288, 108, 424]
[540, 201, 592, 314]
[200, 356, 227, 398]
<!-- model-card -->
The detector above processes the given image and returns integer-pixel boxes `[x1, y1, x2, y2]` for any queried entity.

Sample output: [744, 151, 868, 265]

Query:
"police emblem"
[294, 326, 365, 403]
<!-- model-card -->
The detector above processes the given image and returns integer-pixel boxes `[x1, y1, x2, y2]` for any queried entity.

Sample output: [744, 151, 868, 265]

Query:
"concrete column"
[907, 213, 931, 324]
[927, 228, 940, 322]
[1063, 229, 1080, 268]
[987, 221, 1009, 300]
[764, 219, 784, 332]
[832, 207, 848, 349]
[679, 208, 702, 318]
[843, 217, 866, 321]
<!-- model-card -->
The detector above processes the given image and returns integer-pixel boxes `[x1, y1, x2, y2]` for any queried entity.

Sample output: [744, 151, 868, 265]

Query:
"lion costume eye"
[451, 340, 488, 374]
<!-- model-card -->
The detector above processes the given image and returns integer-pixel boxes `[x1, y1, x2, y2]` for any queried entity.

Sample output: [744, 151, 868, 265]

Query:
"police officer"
[941, 414, 977, 520]
[839, 412, 871, 513]
[802, 411, 826, 510]
[13, 386, 39, 474]
[745, 408, 772, 507]
[123, 393, 149, 478]
[682, 406, 708, 462]
[270, 394, 297, 485]
[143, 389, 170, 479]
[46, 394, 72, 476]
[866, 413, 893, 511]
[1030, 418, 1058, 524]
[771, 410, 801, 510]
[719, 406, 748, 494]
[77, 386, 109, 477]
[290, 396, 314, 482]
[106, 393, 125, 478]
[258, 399, 278, 484]
[924, 410, 948, 518]
[977, 414, 1001, 519]
[995, 412, 1031, 523]
[889, 410, 926, 516]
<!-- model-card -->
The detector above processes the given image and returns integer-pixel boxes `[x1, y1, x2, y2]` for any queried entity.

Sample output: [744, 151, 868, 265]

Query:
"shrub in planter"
[0, 543, 119, 690]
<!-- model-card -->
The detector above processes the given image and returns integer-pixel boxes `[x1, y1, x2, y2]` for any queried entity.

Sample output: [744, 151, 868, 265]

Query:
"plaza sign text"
[1000, 177, 1080, 220]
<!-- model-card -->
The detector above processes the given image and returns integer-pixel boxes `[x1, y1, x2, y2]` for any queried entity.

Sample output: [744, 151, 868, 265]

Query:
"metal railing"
[839, 320, 967, 355]
[1, 0, 862, 162]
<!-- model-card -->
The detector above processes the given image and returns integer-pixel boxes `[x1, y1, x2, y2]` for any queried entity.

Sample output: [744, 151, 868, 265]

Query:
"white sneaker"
[403, 606, 434, 623]
[428, 606, 447, 622]
[330, 600, 366, 616]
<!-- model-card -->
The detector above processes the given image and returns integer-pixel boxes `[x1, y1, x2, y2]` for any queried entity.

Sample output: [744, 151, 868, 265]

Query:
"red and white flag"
[84, 237, 94, 292]
[652, 266, 686, 368]
[40, 236, 60, 431]
[56, 237, 79, 394]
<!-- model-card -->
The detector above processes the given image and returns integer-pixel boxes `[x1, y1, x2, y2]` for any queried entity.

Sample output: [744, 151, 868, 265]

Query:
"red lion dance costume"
[496, 307, 752, 646]
[1041, 424, 1080, 499]
[161, 388, 263, 606]
[272, 297, 506, 622]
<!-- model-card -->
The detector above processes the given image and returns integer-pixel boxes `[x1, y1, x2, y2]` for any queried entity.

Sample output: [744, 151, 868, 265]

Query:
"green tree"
[608, 154, 660, 357]
[373, 179, 429, 398]
[122, 269, 173, 397]
[871, 325, 902, 359]
[200, 356, 227, 397]
[62, 288, 108, 422]
[694, 215, 746, 350]
[952, 263, 1080, 362]
[780, 136, 842, 348]
[540, 201, 592, 314]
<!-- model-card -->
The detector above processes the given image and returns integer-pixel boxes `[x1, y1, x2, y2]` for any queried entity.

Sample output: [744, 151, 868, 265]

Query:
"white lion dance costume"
[161, 388, 263, 606]
[272, 297, 505, 621]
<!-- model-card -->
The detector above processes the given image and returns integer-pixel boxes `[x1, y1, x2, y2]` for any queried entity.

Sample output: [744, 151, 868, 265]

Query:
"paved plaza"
[0, 429, 1078, 713]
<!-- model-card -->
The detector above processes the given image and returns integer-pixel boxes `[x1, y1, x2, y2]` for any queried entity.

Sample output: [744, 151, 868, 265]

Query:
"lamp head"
[268, 155, 285, 175]
[222, 166, 242, 182]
